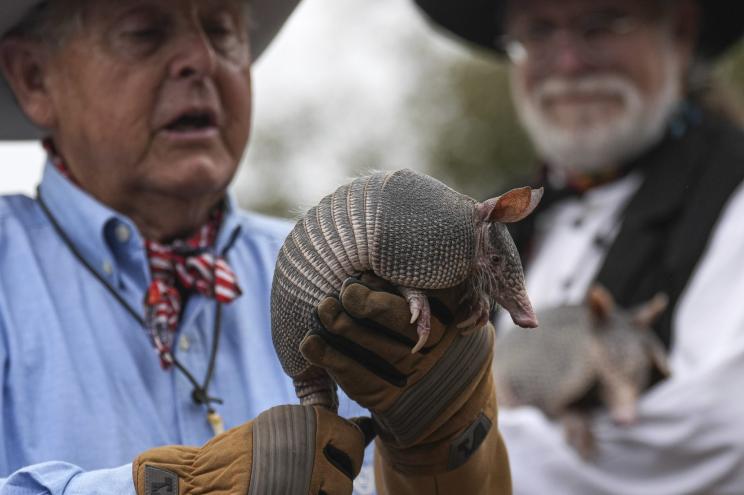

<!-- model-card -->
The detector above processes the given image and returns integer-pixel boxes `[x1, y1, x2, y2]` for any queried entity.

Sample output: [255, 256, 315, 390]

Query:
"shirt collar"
[36, 160, 243, 285]
[215, 193, 243, 254]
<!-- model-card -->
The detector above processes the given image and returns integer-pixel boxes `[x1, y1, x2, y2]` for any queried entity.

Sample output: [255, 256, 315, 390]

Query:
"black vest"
[509, 109, 744, 348]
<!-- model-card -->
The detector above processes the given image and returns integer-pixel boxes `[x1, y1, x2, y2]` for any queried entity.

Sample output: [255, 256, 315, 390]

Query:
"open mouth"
[164, 110, 218, 133]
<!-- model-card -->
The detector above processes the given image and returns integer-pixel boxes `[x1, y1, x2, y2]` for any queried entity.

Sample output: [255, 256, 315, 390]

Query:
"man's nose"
[169, 30, 218, 80]
[548, 33, 593, 77]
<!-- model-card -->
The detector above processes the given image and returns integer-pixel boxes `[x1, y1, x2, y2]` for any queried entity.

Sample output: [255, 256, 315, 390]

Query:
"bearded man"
[0, 1, 511, 494]
[415, 0, 744, 493]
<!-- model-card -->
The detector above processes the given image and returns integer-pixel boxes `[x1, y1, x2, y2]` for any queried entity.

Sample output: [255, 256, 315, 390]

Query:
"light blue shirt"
[0, 162, 376, 494]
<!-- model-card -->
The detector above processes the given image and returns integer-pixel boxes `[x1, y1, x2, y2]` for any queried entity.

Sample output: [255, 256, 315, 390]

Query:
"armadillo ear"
[587, 284, 614, 322]
[477, 187, 544, 223]
[645, 335, 671, 378]
[632, 293, 669, 328]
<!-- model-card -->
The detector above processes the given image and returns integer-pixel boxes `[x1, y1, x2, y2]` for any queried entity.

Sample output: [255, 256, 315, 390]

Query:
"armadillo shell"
[271, 169, 477, 380]
[494, 306, 596, 417]
[371, 169, 476, 288]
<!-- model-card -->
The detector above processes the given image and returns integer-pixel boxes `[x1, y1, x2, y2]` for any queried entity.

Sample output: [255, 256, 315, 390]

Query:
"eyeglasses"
[499, 9, 649, 66]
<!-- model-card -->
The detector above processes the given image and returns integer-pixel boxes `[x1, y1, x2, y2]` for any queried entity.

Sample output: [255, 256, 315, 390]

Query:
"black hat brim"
[414, 0, 744, 60]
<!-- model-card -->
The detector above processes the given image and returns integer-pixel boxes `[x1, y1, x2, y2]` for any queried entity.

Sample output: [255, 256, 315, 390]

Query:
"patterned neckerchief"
[43, 138, 242, 368]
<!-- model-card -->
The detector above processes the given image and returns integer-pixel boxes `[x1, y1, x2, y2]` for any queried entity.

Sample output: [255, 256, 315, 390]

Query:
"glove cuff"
[375, 364, 497, 476]
[373, 324, 494, 447]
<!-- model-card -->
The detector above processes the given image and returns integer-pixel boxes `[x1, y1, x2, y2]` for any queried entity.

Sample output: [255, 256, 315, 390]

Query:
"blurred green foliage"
[718, 43, 744, 90]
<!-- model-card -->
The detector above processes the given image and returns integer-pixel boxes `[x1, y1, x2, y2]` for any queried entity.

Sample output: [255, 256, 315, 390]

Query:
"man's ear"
[672, 0, 699, 70]
[0, 38, 56, 129]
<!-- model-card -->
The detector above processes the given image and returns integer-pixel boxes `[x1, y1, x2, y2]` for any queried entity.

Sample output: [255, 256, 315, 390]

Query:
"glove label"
[447, 412, 492, 470]
[145, 466, 179, 495]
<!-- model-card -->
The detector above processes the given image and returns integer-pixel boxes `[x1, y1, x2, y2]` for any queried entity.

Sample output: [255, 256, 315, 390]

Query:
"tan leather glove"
[132, 404, 369, 495]
[301, 274, 511, 493]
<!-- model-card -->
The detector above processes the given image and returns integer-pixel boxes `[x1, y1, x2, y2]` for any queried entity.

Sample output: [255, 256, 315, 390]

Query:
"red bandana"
[145, 215, 242, 367]
[43, 138, 243, 368]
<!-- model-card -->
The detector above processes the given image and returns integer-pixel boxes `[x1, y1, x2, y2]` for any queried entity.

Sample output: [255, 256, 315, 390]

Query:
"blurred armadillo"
[493, 285, 670, 458]
[271, 168, 542, 410]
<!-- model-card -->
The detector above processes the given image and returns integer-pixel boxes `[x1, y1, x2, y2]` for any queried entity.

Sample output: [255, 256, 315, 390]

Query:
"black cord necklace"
[37, 189, 240, 436]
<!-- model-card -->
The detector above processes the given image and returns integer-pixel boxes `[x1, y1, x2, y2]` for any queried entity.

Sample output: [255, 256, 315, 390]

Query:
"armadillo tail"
[293, 368, 339, 411]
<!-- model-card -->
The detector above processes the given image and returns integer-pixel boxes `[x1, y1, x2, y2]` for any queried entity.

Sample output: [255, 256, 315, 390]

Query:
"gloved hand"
[132, 404, 370, 495]
[301, 274, 502, 478]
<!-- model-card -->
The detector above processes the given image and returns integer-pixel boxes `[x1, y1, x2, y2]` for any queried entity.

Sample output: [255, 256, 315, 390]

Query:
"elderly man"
[0, 1, 512, 494]
[415, 0, 744, 493]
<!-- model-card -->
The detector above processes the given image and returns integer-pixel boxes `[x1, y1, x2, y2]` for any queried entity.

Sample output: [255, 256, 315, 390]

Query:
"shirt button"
[102, 260, 113, 275]
[179, 336, 191, 352]
[115, 224, 131, 243]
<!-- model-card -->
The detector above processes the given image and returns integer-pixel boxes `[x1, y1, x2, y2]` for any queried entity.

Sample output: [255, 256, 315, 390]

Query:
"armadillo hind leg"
[398, 287, 431, 354]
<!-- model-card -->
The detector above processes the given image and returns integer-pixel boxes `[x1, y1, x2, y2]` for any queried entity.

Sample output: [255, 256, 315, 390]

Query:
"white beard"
[511, 55, 682, 175]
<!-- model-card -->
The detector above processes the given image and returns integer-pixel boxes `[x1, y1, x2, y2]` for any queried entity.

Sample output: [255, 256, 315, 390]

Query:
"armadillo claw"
[411, 321, 430, 354]
[458, 298, 491, 333]
[410, 304, 431, 353]
[410, 306, 420, 325]
[461, 308, 491, 335]
[457, 312, 479, 330]
[457, 307, 487, 332]
[399, 287, 431, 352]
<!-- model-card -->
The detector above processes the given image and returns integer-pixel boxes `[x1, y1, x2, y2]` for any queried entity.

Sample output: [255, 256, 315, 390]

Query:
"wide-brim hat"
[0, 0, 301, 140]
[414, 0, 744, 61]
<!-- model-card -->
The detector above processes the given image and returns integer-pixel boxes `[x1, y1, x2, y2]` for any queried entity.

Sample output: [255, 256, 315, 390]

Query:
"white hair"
[4, 1, 85, 48]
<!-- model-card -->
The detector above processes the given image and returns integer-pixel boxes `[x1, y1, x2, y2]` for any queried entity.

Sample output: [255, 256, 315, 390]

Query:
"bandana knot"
[145, 211, 242, 368]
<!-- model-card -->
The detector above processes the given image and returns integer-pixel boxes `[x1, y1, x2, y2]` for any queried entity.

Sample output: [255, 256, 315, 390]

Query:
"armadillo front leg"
[457, 295, 491, 333]
[398, 287, 431, 354]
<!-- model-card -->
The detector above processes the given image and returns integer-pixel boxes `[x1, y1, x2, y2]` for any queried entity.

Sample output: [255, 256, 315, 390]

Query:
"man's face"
[505, 0, 696, 174]
[37, 0, 252, 210]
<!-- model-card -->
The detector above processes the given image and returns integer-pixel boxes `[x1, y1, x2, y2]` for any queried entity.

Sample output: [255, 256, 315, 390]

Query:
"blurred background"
[2, 0, 744, 218]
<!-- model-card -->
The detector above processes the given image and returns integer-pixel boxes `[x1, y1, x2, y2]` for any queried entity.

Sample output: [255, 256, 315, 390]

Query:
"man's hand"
[133, 405, 369, 495]
[301, 274, 498, 476]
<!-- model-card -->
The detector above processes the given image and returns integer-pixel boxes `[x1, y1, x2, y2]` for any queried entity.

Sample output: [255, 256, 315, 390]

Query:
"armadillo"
[493, 285, 670, 458]
[271, 168, 542, 410]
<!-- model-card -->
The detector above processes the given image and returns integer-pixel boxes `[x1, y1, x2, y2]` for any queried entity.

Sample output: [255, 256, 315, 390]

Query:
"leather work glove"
[301, 273, 512, 494]
[132, 404, 370, 495]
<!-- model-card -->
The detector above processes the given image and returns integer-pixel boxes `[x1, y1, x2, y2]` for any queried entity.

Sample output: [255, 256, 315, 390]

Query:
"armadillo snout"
[509, 307, 538, 328]
[501, 292, 539, 328]
[512, 310, 538, 329]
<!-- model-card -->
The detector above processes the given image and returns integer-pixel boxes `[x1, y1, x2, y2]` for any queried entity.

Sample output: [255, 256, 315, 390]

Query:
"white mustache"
[532, 75, 636, 104]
